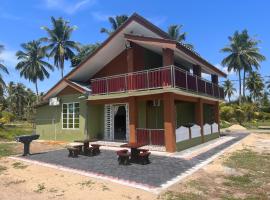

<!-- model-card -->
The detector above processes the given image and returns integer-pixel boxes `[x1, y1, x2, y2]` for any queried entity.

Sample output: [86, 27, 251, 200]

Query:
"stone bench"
[67, 147, 80, 158]
[116, 149, 130, 165]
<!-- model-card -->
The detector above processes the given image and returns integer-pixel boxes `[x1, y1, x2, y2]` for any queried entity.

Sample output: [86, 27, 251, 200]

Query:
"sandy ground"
[162, 132, 270, 199]
[0, 132, 269, 200]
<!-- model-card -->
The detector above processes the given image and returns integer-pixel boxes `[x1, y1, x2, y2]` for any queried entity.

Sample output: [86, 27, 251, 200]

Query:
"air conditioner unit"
[152, 99, 160, 107]
[49, 97, 60, 106]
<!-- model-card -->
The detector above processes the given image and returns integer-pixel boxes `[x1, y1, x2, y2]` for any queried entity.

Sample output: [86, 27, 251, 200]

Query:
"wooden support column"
[211, 74, 218, 84]
[214, 101, 220, 133]
[162, 48, 174, 66]
[193, 65, 202, 77]
[128, 96, 137, 143]
[126, 42, 134, 73]
[195, 98, 204, 143]
[163, 93, 176, 152]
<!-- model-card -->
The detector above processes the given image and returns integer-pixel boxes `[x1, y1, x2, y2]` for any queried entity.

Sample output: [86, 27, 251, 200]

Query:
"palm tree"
[223, 79, 236, 102]
[246, 71, 265, 102]
[167, 25, 194, 49]
[237, 30, 265, 98]
[266, 79, 270, 92]
[221, 31, 244, 104]
[16, 40, 54, 96]
[42, 17, 80, 77]
[0, 44, 9, 91]
[71, 43, 100, 67]
[6, 82, 28, 118]
[100, 15, 128, 35]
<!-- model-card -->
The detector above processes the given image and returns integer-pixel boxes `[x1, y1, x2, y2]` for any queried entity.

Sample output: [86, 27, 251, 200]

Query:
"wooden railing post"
[185, 71, 188, 90]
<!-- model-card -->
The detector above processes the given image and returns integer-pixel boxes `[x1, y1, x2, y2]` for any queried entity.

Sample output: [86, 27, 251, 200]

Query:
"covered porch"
[87, 92, 220, 152]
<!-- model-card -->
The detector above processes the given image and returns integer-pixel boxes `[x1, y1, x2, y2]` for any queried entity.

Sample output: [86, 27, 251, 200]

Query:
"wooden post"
[193, 65, 202, 77]
[214, 101, 220, 133]
[162, 48, 174, 66]
[211, 74, 218, 84]
[195, 98, 204, 143]
[128, 97, 137, 143]
[163, 93, 176, 152]
[126, 42, 134, 73]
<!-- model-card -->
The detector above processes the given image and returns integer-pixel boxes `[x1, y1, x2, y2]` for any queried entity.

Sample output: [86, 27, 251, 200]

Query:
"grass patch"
[34, 183, 46, 193]
[224, 149, 270, 175]
[77, 180, 95, 189]
[187, 180, 208, 193]
[0, 124, 33, 141]
[0, 143, 18, 157]
[0, 165, 7, 173]
[223, 174, 253, 187]
[4, 179, 26, 187]
[12, 162, 28, 169]
[159, 191, 204, 200]
[101, 184, 110, 191]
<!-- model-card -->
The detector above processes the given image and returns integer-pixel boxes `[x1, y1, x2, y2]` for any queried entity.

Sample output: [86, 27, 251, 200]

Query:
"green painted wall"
[36, 94, 87, 141]
[88, 104, 104, 139]
[138, 101, 146, 128]
[203, 104, 214, 124]
[146, 101, 164, 129]
[176, 132, 219, 151]
[175, 102, 195, 127]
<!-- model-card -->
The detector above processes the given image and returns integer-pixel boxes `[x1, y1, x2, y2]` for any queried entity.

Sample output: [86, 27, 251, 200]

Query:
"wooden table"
[120, 143, 146, 162]
[74, 139, 97, 154]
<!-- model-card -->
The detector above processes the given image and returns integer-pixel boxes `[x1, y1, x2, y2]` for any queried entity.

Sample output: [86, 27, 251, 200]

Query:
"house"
[35, 13, 226, 152]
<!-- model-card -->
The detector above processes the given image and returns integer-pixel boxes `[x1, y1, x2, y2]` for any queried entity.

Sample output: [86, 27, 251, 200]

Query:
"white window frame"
[62, 102, 80, 130]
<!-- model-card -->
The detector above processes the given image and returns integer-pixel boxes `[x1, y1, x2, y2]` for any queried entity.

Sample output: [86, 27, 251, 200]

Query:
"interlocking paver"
[22, 134, 246, 187]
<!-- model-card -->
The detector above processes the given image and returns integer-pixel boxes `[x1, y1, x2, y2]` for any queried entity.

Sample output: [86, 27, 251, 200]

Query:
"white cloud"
[91, 12, 111, 21]
[0, 49, 17, 68]
[215, 63, 234, 75]
[146, 16, 167, 26]
[43, 0, 96, 14]
[202, 73, 211, 80]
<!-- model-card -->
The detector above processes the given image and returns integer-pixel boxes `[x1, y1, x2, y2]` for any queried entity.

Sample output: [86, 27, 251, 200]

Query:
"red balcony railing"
[91, 66, 225, 99]
[136, 128, 165, 146]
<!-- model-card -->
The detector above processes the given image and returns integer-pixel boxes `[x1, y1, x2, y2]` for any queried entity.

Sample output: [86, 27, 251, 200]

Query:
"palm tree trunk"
[35, 81, 39, 96]
[243, 69, 246, 99]
[238, 71, 242, 105]
[35, 81, 39, 102]
[228, 96, 231, 103]
[60, 57, 64, 78]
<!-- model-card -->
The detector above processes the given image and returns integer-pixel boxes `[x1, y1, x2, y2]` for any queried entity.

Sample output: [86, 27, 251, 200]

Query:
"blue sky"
[0, 0, 269, 96]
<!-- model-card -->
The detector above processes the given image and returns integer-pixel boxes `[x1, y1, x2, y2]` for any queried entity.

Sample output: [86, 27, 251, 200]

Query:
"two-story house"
[36, 13, 226, 152]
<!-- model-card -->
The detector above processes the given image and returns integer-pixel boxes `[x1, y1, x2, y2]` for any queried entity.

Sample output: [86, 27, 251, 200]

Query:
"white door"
[104, 104, 129, 141]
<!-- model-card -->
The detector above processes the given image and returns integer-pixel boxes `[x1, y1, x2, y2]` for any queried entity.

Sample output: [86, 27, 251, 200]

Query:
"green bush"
[1, 111, 15, 123]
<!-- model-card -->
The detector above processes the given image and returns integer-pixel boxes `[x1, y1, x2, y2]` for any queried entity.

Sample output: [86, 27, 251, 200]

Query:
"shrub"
[220, 105, 234, 121]
[0, 111, 15, 124]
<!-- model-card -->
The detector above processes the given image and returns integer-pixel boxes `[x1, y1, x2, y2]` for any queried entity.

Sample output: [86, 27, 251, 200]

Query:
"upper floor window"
[62, 102, 80, 129]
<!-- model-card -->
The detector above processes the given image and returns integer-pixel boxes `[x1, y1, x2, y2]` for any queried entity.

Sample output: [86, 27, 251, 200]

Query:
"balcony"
[91, 65, 224, 99]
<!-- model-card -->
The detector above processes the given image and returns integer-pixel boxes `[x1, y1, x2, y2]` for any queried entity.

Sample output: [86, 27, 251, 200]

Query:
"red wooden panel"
[136, 129, 149, 144]
[107, 76, 125, 93]
[150, 130, 165, 145]
[92, 79, 107, 94]
[174, 69, 187, 89]
[187, 74, 197, 91]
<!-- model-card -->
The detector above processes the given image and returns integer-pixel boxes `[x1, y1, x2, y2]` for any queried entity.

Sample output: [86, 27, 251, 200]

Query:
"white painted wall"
[203, 124, 212, 135]
[212, 123, 219, 133]
[191, 124, 201, 138]
[176, 126, 189, 142]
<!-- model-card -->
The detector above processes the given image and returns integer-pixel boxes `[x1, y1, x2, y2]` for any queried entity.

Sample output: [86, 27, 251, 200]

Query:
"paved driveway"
[22, 134, 246, 188]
